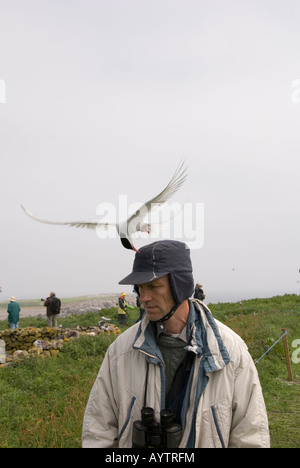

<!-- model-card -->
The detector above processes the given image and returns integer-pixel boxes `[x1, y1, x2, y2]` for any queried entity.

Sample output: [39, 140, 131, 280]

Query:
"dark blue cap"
[119, 240, 194, 304]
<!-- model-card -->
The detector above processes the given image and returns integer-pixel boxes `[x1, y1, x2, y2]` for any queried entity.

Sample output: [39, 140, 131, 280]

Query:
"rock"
[33, 340, 49, 350]
[13, 350, 29, 360]
[59, 294, 136, 317]
[0, 339, 6, 364]
[29, 347, 43, 356]
[65, 330, 80, 339]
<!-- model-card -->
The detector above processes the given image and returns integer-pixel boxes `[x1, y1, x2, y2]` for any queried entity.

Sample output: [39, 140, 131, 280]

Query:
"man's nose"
[139, 288, 152, 303]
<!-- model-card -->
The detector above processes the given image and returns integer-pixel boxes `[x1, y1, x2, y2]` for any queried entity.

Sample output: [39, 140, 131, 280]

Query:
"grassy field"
[0, 294, 113, 309]
[0, 295, 299, 448]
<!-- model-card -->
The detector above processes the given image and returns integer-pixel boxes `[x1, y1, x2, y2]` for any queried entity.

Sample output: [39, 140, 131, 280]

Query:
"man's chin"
[145, 308, 162, 321]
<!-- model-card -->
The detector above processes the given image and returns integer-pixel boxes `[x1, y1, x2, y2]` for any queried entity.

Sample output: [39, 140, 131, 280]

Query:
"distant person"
[194, 283, 206, 301]
[118, 292, 128, 326]
[7, 296, 21, 330]
[42, 292, 61, 328]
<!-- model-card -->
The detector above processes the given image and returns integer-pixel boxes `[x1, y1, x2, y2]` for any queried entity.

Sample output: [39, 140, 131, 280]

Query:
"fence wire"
[254, 330, 287, 365]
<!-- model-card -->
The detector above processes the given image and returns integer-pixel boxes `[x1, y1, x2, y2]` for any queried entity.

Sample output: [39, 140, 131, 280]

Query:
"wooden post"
[281, 329, 293, 382]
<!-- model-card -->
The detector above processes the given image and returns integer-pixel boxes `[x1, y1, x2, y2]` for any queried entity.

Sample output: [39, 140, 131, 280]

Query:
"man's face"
[137, 275, 176, 322]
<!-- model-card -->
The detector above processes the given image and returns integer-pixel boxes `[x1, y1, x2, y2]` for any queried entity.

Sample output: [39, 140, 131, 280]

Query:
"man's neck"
[165, 300, 190, 335]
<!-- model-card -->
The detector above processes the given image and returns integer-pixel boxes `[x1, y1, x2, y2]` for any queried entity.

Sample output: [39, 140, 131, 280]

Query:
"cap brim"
[118, 270, 169, 285]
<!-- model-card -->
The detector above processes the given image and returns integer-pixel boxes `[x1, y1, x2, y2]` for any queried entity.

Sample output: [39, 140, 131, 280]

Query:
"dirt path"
[0, 307, 45, 321]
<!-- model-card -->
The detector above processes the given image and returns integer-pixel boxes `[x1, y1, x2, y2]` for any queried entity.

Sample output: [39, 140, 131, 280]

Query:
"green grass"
[0, 306, 134, 331]
[0, 335, 116, 448]
[0, 295, 299, 448]
[208, 294, 300, 449]
[208, 294, 300, 361]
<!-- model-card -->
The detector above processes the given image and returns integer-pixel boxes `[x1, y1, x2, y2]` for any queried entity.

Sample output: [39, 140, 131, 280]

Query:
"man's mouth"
[144, 305, 157, 311]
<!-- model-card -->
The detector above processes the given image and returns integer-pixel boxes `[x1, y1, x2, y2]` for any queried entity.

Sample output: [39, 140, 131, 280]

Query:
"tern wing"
[127, 161, 187, 230]
[21, 205, 115, 230]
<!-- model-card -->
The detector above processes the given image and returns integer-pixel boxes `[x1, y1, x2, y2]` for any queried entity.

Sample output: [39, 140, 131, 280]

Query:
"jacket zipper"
[138, 349, 166, 410]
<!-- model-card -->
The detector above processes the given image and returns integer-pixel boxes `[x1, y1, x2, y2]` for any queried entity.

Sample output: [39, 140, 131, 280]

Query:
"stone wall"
[0, 322, 120, 367]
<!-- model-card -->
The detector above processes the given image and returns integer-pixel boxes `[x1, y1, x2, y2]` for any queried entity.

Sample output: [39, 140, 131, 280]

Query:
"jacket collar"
[188, 299, 230, 372]
[132, 299, 230, 373]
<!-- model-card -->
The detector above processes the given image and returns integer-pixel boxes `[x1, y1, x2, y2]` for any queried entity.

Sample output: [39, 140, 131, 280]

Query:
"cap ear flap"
[168, 273, 179, 304]
[133, 284, 140, 297]
[168, 272, 195, 304]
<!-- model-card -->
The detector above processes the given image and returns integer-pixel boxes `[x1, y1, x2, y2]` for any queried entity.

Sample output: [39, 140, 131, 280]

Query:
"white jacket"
[82, 300, 270, 448]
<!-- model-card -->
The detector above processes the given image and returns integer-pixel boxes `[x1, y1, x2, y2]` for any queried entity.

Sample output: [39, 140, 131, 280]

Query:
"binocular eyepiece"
[132, 407, 182, 448]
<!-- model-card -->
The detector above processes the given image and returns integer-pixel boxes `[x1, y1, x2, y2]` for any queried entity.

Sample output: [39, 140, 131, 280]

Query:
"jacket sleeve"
[82, 346, 119, 448]
[229, 351, 270, 448]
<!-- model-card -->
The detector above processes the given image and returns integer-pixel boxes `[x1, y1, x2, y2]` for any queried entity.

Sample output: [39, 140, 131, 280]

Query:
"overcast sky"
[0, 0, 300, 304]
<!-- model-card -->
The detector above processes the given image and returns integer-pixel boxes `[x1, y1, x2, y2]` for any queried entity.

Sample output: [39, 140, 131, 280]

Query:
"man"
[43, 292, 61, 328]
[82, 240, 270, 448]
[7, 296, 20, 330]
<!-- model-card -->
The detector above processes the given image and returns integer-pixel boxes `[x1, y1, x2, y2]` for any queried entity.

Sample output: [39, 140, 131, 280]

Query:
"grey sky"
[0, 0, 300, 303]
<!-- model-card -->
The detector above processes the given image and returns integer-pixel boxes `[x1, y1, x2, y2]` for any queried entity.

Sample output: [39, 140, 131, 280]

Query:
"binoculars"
[132, 407, 182, 448]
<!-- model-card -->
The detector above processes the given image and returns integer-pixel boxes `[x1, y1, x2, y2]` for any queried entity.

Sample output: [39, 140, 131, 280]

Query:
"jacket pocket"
[211, 405, 226, 448]
[118, 396, 136, 445]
